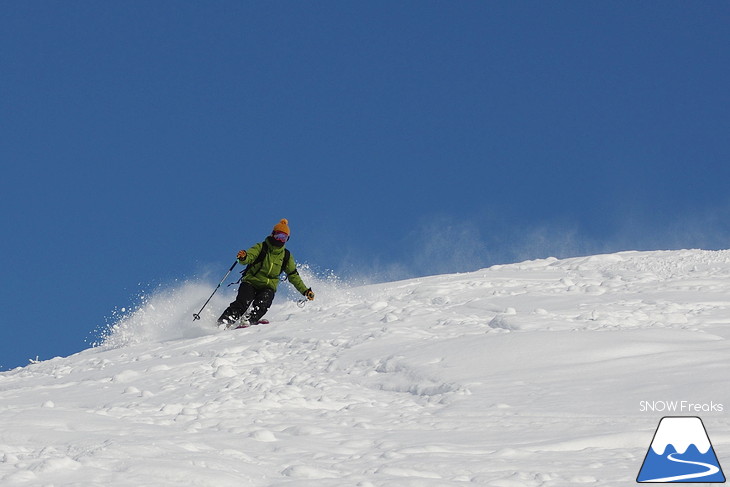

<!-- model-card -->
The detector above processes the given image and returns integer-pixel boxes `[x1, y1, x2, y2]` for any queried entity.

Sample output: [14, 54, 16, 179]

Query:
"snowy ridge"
[2, 250, 730, 486]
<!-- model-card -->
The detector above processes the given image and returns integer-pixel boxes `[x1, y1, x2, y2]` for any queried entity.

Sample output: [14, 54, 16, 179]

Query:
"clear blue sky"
[2, 1, 729, 370]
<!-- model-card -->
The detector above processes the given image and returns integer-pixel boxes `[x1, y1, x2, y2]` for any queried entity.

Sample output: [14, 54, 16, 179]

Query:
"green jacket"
[239, 238, 309, 295]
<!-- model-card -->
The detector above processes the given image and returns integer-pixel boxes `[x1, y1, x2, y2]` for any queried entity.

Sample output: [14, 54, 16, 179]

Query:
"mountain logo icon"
[637, 416, 726, 483]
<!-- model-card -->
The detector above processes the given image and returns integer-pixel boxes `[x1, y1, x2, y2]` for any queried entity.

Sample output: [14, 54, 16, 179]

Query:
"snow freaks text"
[639, 401, 724, 413]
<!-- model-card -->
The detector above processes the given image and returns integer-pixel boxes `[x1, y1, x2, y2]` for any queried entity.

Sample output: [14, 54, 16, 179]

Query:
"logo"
[637, 416, 725, 483]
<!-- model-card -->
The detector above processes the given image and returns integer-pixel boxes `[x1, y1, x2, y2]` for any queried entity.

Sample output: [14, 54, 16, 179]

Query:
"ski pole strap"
[227, 270, 245, 287]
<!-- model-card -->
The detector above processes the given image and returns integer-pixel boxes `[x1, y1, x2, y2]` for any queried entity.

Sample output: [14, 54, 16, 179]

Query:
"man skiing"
[217, 219, 315, 327]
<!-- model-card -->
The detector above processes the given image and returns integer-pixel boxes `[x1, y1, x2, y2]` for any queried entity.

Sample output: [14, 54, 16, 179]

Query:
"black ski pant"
[218, 282, 275, 324]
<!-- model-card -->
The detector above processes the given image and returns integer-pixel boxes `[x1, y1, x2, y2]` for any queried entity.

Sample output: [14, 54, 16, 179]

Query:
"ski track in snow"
[1, 249, 730, 485]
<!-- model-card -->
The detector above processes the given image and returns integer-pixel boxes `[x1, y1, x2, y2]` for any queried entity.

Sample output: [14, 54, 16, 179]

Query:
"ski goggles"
[272, 231, 289, 243]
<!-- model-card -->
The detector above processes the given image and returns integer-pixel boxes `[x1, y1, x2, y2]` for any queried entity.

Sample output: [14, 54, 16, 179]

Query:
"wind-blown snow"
[2, 250, 730, 486]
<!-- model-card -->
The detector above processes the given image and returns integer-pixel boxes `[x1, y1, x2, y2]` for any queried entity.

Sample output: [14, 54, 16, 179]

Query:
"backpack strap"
[281, 249, 292, 279]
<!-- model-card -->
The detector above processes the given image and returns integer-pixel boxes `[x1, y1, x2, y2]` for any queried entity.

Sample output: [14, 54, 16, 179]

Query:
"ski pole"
[193, 260, 238, 321]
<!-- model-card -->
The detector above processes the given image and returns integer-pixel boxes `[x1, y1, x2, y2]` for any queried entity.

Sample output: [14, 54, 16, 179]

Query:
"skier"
[217, 219, 315, 327]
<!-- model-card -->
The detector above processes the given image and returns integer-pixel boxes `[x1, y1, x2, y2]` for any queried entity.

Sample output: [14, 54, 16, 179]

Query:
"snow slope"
[2, 250, 730, 486]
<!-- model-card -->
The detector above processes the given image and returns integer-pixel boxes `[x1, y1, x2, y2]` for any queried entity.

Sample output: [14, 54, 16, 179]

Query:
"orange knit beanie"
[273, 218, 290, 236]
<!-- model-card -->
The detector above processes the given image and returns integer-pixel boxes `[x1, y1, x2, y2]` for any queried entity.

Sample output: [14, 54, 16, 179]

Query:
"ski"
[226, 319, 270, 330]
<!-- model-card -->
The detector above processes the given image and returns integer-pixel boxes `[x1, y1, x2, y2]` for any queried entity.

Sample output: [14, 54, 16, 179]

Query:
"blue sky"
[2, 1, 729, 370]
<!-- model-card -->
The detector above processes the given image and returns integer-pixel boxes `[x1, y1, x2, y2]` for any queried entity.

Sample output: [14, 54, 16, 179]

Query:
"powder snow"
[1, 249, 729, 486]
